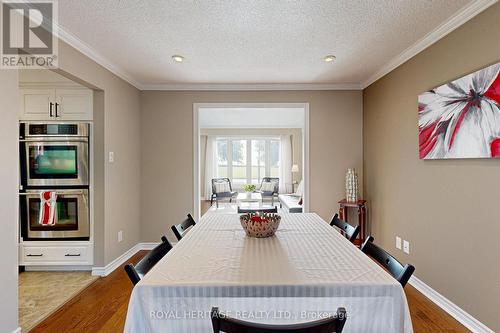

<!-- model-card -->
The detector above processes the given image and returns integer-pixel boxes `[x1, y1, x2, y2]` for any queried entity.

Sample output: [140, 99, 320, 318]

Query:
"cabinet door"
[19, 88, 55, 120]
[55, 88, 93, 120]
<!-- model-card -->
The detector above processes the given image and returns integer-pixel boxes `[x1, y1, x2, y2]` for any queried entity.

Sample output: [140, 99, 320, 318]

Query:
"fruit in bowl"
[240, 213, 281, 238]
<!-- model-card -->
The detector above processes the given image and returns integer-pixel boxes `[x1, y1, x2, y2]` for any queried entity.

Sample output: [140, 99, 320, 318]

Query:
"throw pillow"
[261, 181, 276, 192]
[215, 182, 230, 193]
[295, 180, 304, 196]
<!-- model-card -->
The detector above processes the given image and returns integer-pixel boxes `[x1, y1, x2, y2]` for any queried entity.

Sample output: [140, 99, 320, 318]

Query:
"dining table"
[124, 212, 413, 332]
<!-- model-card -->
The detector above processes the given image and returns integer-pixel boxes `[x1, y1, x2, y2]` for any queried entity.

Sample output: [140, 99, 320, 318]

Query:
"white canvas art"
[418, 62, 500, 159]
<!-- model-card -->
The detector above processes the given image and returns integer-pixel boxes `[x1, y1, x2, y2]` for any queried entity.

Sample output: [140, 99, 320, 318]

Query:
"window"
[216, 137, 280, 188]
[216, 140, 228, 177]
[231, 139, 247, 186]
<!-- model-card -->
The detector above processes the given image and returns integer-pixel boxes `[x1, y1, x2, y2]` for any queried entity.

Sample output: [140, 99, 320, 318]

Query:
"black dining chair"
[171, 213, 197, 241]
[211, 307, 347, 333]
[237, 206, 278, 214]
[124, 238, 173, 285]
[361, 236, 415, 287]
[330, 213, 360, 243]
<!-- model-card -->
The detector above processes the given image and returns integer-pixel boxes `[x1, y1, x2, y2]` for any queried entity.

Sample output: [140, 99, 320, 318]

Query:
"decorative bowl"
[239, 213, 281, 238]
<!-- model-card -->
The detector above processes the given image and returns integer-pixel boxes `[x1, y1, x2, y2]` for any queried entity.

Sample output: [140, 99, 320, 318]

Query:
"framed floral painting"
[418, 62, 500, 159]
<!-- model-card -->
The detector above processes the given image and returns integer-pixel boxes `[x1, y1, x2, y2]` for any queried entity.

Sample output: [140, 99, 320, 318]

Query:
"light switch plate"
[109, 151, 115, 163]
[396, 236, 402, 250]
[403, 240, 410, 254]
[118, 230, 123, 242]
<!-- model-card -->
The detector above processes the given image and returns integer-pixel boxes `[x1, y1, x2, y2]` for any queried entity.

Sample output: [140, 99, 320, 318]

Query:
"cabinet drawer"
[21, 245, 92, 265]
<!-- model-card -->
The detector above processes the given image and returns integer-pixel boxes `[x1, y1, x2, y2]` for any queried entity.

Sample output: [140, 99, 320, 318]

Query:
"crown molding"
[361, 0, 498, 89]
[139, 83, 362, 91]
[55, 23, 142, 89]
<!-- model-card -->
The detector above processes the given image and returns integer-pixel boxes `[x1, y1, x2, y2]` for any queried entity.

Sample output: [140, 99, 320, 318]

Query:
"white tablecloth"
[124, 213, 413, 332]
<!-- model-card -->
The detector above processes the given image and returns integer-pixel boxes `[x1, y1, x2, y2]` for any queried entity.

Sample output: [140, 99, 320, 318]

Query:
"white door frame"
[193, 103, 310, 220]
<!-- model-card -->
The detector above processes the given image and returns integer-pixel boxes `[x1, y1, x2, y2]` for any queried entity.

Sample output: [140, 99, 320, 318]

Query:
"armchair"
[256, 177, 279, 205]
[211, 178, 237, 208]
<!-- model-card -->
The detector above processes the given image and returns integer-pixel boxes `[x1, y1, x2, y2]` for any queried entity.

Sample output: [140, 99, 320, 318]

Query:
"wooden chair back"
[330, 213, 360, 242]
[124, 238, 173, 285]
[361, 236, 415, 287]
[237, 206, 278, 214]
[211, 307, 347, 333]
[171, 213, 197, 241]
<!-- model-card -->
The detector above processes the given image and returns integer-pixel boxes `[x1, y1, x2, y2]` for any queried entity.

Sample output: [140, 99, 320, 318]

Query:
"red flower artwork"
[418, 62, 500, 159]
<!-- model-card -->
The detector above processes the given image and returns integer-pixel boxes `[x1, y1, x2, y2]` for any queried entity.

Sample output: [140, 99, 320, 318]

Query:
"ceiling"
[199, 107, 305, 128]
[56, 0, 492, 90]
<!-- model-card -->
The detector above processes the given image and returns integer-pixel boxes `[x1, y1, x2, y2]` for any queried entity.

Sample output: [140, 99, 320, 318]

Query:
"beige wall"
[140, 90, 363, 242]
[363, 3, 500, 331]
[55, 41, 142, 265]
[0, 70, 20, 331]
[199, 128, 303, 196]
[0, 39, 140, 328]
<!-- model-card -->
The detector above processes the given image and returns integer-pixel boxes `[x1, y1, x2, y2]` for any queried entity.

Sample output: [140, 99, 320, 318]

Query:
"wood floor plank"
[30, 245, 471, 333]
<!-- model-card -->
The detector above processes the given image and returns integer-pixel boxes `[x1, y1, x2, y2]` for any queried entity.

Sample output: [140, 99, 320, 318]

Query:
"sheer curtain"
[279, 135, 292, 193]
[204, 136, 216, 200]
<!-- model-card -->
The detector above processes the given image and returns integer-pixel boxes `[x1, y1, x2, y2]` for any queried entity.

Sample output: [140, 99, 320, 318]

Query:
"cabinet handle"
[55, 103, 59, 117]
[49, 102, 53, 117]
[27, 254, 43, 257]
[65, 253, 81, 257]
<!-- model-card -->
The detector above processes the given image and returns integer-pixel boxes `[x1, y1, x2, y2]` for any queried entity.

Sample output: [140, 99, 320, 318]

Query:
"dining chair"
[361, 236, 415, 287]
[330, 213, 360, 243]
[171, 213, 197, 241]
[237, 206, 278, 214]
[211, 307, 347, 333]
[124, 238, 173, 285]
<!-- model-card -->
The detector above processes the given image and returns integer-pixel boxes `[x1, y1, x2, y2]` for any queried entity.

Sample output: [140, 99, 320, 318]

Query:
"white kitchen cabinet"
[55, 88, 93, 120]
[19, 241, 94, 266]
[19, 87, 93, 120]
[19, 88, 56, 120]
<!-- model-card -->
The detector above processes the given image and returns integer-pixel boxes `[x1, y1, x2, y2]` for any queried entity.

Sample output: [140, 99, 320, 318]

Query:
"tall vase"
[345, 168, 359, 202]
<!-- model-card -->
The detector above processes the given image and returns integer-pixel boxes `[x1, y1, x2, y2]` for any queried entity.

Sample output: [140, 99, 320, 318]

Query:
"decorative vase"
[345, 168, 359, 202]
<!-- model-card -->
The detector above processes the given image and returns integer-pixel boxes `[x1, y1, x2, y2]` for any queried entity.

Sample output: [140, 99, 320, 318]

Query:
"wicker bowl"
[240, 213, 281, 238]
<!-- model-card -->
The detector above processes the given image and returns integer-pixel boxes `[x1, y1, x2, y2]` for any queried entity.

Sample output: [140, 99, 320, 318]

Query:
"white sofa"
[278, 181, 303, 213]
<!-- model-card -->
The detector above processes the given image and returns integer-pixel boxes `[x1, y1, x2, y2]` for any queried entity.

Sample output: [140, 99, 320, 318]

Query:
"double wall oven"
[19, 122, 90, 240]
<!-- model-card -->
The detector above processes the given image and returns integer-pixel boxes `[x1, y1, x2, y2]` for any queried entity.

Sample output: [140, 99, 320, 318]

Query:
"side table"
[338, 199, 367, 247]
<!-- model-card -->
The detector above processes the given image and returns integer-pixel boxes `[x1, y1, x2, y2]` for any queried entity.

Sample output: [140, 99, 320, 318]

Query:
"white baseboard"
[12, 327, 21, 333]
[25, 265, 92, 272]
[409, 276, 494, 333]
[91, 242, 173, 277]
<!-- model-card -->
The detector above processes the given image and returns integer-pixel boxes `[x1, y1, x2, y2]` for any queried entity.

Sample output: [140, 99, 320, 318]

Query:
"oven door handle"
[20, 138, 89, 143]
[19, 190, 86, 196]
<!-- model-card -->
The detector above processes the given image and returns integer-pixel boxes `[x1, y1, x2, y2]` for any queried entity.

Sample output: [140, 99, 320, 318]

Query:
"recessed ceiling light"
[324, 55, 336, 62]
[172, 55, 184, 63]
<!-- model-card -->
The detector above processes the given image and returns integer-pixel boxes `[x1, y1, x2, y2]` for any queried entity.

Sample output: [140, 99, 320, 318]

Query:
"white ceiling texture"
[55, 0, 496, 90]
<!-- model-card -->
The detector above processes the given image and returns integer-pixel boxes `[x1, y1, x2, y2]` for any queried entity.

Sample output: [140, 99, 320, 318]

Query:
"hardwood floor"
[31, 249, 470, 333]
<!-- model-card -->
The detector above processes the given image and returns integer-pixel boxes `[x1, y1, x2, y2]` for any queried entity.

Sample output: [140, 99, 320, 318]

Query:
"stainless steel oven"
[20, 189, 90, 240]
[20, 122, 89, 188]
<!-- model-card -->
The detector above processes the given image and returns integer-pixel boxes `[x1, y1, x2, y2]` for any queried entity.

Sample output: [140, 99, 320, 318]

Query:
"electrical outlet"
[396, 236, 402, 250]
[118, 230, 123, 242]
[403, 240, 410, 254]
[109, 151, 115, 163]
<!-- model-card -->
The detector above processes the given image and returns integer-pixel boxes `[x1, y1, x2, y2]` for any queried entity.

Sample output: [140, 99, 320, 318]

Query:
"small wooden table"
[338, 199, 367, 247]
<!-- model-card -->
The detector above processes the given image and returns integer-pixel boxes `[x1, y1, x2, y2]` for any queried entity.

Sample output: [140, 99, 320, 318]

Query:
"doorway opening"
[193, 103, 309, 220]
